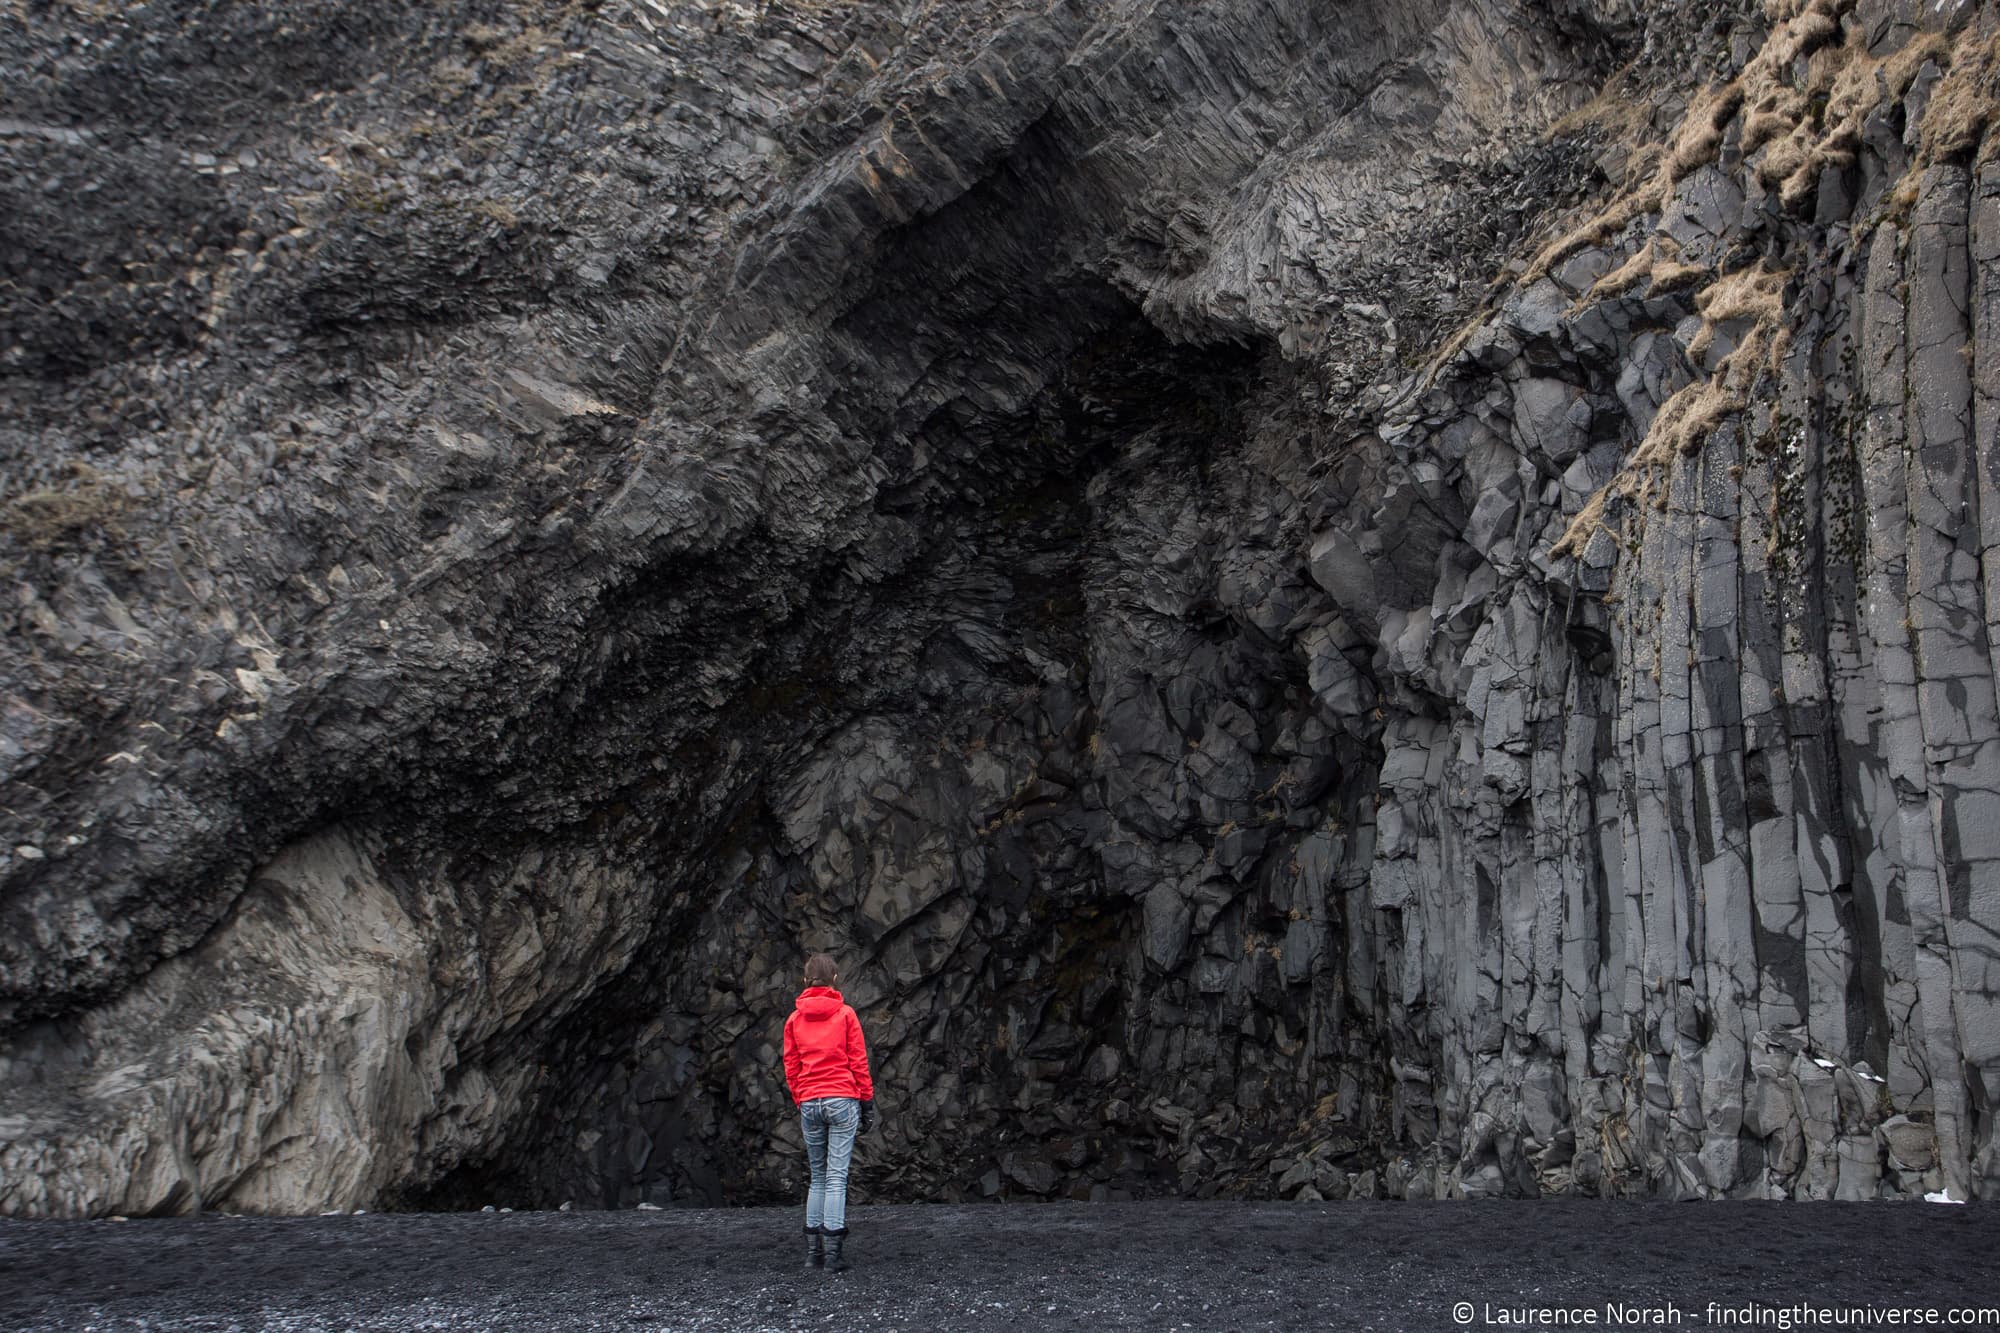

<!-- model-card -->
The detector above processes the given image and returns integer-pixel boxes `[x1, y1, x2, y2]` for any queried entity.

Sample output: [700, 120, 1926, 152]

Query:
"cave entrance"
[410, 301, 1390, 1212]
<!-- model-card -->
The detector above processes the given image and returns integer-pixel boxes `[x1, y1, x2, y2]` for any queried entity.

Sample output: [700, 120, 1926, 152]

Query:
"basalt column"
[4, 0, 1998, 1216]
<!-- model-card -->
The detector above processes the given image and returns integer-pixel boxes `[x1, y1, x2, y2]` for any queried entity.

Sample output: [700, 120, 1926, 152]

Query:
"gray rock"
[1, 0, 1995, 1221]
[999, 1151, 1060, 1196]
[1880, 1116, 1937, 1172]
[1307, 529, 1377, 618]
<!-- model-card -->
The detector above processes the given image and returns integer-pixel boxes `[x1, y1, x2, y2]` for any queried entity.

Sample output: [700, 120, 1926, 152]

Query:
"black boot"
[823, 1227, 848, 1274]
[805, 1225, 824, 1269]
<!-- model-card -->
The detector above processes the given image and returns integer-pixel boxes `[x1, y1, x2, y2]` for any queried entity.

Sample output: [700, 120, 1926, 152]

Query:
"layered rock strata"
[2, 0, 1997, 1214]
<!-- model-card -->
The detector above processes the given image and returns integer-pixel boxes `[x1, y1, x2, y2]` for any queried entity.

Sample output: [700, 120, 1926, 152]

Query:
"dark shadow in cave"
[405, 306, 1280, 1213]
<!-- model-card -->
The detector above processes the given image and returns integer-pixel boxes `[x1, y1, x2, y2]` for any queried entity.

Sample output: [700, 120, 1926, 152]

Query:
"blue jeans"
[800, 1096, 860, 1232]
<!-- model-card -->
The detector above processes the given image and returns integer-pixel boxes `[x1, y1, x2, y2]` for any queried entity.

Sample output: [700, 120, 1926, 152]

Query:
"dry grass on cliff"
[1528, 0, 2000, 289]
[1542, 0, 2000, 565]
[1647, 263, 1790, 465]
[1685, 265, 1789, 367]
[1583, 237, 1665, 301]
[1549, 483, 1622, 561]
[1552, 263, 1791, 555]
[1580, 235, 1711, 305]
[1917, 29, 2000, 166]
[1523, 77, 1747, 285]
[1, 462, 132, 552]
[1549, 61, 1653, 144]
[1742, 13, 2000, 215]
[1423, 1, 1990, 564]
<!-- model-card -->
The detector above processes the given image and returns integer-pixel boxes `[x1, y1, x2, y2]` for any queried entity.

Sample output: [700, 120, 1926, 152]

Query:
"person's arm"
[846, 1007, 875, 1101]
[783, 1014, 802, 1104]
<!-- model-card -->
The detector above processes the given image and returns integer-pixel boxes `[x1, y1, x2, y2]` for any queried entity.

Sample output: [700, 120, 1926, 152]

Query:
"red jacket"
[783, 986, 875, 1104]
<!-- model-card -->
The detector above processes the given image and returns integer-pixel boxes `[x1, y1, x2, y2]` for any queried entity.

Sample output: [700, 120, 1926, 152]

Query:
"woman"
[782, 952, 875, 1273]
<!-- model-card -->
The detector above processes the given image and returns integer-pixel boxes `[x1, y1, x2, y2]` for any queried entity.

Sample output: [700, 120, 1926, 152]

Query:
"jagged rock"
[3, 0, 1999, 1220]
[1880, 1116, 1938, 1173]
[998, 1150, 1060, 1196]
[1307, 531, 1377, 619]
[1275, 1157, 1316, 1196]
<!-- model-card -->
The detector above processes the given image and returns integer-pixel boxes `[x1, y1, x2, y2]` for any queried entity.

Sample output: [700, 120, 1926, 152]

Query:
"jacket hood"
[794, 986, 845, 1020]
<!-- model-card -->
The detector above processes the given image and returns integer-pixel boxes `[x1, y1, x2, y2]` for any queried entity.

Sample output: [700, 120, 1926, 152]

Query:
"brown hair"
[803, 953, 839, 986]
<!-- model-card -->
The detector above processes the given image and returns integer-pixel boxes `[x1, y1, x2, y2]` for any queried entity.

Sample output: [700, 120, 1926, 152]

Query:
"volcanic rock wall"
[2, 0, 1998, 1215]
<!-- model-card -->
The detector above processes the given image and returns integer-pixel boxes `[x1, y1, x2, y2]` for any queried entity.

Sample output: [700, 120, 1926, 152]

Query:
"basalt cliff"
[3, 0, 1999, 1216]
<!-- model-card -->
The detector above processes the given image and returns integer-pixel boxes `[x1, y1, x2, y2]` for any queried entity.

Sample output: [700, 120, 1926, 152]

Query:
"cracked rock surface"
[3, 0, 2000, 1214]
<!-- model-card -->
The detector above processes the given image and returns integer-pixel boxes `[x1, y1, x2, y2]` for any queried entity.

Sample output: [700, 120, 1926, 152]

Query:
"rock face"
[3, 0, 1999, 1216]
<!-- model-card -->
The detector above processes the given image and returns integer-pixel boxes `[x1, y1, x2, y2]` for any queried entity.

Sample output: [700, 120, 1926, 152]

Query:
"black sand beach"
[2, 1200, 1993, 1332]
